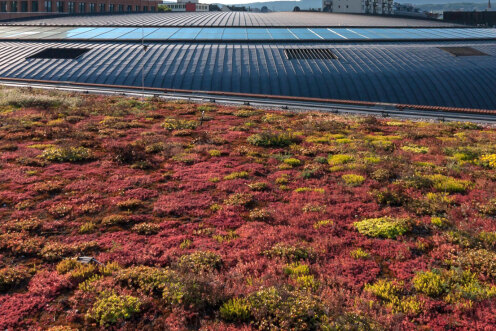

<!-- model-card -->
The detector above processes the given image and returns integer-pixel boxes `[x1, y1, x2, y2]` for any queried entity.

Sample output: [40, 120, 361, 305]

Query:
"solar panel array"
[0, 26, 494, 41]
[1, 12, 459, 27]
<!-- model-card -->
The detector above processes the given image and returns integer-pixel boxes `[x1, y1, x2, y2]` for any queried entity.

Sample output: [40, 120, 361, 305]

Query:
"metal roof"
[2, 12, 461, 28]
[0, 26, 493, 41]
[0, 40, 494, 109]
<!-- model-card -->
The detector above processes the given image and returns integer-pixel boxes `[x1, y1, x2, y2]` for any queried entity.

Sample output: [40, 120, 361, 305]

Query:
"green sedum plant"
[264, 243, 315, 262]
[456, 249, 496, 279]
[401, 145, 429, 154]
[219, 297, 251, 322]
[341, 174, 365, 186]
[350, 248, 370, 259]
[283, 158, 302, 167]
[247, 132, 298, 147]
[86, 291, 141, 327]
[0, 266, 32, 292]
[327, 154, 353, 166]
[245, 286, 327, 330]
[161, 118, 199, 130]
[178, 251, 222, 273]
[427, 174, 472, 194]
[131, 222, 160, 235]
[431, 216, 449, 228]
[283, 262, 310, 277]
[413, 270, 448, 297]
[413, 268, 496, 304]
[116, 266, 176, 295]
[354, 217, 411, 239]
[41, 146, 93, 163]
[224, 171, 249, 180]
[365, 279, 423, 315]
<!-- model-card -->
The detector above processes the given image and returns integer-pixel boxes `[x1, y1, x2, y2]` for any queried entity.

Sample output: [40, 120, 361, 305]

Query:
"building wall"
[327, 0, 362, 13]
[323, 0, 393, 14]
[444, 11, 496, 27]
[0, 0, 161, 20]
[166, 2, 208, 12]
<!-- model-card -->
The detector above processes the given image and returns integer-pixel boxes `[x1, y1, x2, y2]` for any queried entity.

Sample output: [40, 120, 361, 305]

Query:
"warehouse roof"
[0, 40, 495, 109]
[0, 12, 494, 110]
[1, 12, 461, 28]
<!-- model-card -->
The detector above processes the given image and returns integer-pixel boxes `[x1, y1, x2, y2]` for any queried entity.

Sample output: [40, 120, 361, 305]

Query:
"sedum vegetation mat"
[1, 88, 496, 330]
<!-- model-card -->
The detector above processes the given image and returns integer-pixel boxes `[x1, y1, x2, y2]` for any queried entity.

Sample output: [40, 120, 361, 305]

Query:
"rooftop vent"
[27, 48, 90, 60]
[438, 47, 488, 57]
[284, 48, 338, 60]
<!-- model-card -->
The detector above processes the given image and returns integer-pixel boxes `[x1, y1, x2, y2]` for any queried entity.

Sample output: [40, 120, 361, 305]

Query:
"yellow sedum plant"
[401, 145, 429, 154]
[365, 279, 423, 315]
[328, 154, 353, 166]
[427, 174, 472, 193]
[479, 154, 496, 169]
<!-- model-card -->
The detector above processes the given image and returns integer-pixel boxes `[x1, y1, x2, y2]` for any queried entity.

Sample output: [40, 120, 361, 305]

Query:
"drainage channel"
[1, 79, 496, 124]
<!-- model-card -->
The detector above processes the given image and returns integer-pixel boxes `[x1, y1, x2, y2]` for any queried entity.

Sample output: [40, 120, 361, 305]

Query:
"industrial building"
[0, 0, 161, 21]
[444, 11, 496, 27]
[165, 0, 209, 12]
[323, 0, 393, 15]
[0, 11, 494, 110]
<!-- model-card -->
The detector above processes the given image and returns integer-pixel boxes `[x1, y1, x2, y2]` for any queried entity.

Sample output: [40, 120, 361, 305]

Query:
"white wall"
[323, 0, 393, 14]
[331, 0, 363, 13]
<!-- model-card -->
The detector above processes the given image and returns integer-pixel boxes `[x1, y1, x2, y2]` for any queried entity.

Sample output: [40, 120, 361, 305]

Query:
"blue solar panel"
[461, 29, 491, 38]
[66, 27, 114, 39]
[290, 28, 319, 40]
[416, 29, 451, 39]
[92, 28, 136, 40]
[1, 26, 495, 41]
[309, 28, 344, 40]
[327, 28, 367, 40]
[267, 28, 296, 40]
[405, 29, 436, 39]
[381, 29, 420, 39]
[117, 28, 158, 40]
[447, 28, 478, 38]
[64, 27, 96, 38]
[144, 28, 180, 40]
[472, 29, 496, 37]
[246, 28, 272, 40]
[169, 27, 202, 40]
[196, 28, 225, 40]
[4, 30, 42, 38]
[222, 28, 247, 40]
[349, 28, 387, 39]
[23, 27, 86, 40]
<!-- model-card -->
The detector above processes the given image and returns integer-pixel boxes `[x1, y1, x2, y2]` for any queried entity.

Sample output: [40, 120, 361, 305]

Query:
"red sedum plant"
[0, 88, 496, 329]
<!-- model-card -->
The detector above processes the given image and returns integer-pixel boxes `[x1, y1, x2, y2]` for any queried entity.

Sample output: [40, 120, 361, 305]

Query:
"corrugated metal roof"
[0, 40, 494, 109]
[2, 12, 461, 28]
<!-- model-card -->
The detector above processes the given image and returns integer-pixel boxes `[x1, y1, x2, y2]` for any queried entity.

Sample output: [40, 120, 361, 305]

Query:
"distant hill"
[229, 0, 489, 11]
[417, 2, 490, 12]
[234, 0, 321, 11]
[398, 0, 487, 3]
